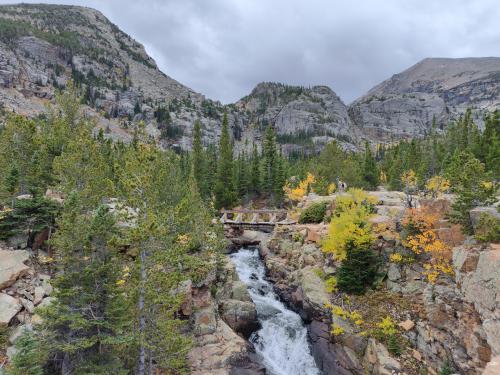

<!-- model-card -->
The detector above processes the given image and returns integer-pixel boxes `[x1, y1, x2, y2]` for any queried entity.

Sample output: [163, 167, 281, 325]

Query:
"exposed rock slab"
[350, 57, 500, 143]
[0, 249, 30, 290]
[0, 293, 22, 325]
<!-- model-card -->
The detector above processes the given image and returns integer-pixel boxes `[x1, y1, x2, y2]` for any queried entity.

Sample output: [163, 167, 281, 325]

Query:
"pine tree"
[234, 152, 249, 200]
[250, 143, 260, 196]
[117, 144, 202, 374]
[273, 148, 286, 204]
[363, 141, 379, 190]
[336, 240, 381, 295]
[39, 195, 131, 373]
[214, 113, 236, 209]
[0, 116, 37, 198]
[7, 330, 47, 375]
[449, 157, 495, 234]
[262, 126, 277, 197]
[192, 119, 208, 197]
[206, 143, 218, 197]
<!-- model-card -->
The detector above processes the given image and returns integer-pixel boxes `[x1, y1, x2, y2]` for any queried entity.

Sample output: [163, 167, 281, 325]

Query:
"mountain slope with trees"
[1, 4, 498, 155]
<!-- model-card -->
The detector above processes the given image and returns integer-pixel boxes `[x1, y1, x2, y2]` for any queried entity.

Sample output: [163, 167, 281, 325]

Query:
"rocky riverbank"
[224, 192, 499, 375]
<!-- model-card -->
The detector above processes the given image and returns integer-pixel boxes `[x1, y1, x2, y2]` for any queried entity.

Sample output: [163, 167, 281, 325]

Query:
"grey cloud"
[2, 0, 499, 103]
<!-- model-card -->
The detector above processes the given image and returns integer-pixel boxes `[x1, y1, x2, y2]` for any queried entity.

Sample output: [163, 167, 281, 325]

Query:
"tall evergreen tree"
[362, 141, 379, 190]
[262, 126, 281, 202]
[250, 143, 261, 195]
[192, 119, 208, 197]
[40, 196, 131, 373]
[214, 113, 236, 209]
[206, 143, 218, 198]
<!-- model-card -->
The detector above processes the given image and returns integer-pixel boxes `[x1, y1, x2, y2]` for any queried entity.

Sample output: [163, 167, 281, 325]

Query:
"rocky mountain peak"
[349, 57, 500, 142]
[369, 57, 500, 95]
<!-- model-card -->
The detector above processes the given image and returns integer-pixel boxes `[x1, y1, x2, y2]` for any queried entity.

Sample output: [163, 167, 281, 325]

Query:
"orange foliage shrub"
[402, 207, 453, 283]
[284, 173, 316, 201]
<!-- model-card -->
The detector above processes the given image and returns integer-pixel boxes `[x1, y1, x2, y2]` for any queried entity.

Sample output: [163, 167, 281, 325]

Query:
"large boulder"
[0, 250, 30, 290]
[0, 293, 22, 325]
[297, 267, 330, 319]
[220, 299, 259, 338]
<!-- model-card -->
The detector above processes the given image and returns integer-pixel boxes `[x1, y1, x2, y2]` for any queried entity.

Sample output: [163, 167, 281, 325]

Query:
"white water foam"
[230, 248, 321, 375]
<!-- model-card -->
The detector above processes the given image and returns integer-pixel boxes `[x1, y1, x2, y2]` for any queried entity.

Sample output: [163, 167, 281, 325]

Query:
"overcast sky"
[2, 0, 499, 103]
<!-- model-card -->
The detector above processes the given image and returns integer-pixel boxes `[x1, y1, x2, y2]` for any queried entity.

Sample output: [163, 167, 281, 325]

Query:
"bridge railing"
[219, 209, 295, 225]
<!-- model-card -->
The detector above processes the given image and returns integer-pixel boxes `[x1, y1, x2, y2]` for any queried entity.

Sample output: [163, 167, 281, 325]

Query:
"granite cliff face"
[236, 82, 358, 153]
[349, 57, 500, 142]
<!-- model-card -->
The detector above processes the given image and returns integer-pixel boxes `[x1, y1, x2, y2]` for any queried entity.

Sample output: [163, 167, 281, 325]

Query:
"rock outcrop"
[236, 83, 359, 153]
[349, 57, 500, 142]
[185, 256, 263, 375]
[0, 249, 30, 289]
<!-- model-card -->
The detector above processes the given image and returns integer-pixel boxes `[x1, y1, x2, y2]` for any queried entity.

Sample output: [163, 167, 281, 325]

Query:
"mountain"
[235, 82, 358, 153]
[0, 4, 499, 152]
[0, 3, 208, 144]
[0, 3, 359, 154]
[349, 57, 500, 142]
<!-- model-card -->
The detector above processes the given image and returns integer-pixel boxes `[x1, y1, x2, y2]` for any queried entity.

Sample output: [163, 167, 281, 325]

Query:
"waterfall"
[230, 248, 321, 375]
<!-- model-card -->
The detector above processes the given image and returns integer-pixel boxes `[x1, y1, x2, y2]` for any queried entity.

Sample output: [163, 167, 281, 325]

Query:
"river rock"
[297, 267, 330, 319]
[231, 280, 252, 302]
[0, 249, 30, 289]
[193, 307, 217, 336]
[220, 299, 259, 338]
[190, 307, 261, 375]
[0, 293, 22, 325]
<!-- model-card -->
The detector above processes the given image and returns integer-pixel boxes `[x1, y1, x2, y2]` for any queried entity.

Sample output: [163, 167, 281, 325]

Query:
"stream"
[230, 247, 321, 375]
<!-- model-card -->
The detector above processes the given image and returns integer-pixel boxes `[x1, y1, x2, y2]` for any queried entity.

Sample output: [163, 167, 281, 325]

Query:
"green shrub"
[474, 213, 500, 242]
[7, 331, 47, 375]
[336, 241, 381, 294]
[325, 276, 338, 293]
[439, 361, 454, 375]
[0, 325, 8, 348]
[0, 197, 60, 241]
[387, 335, 402, 356]
[299, 201, 328, 224]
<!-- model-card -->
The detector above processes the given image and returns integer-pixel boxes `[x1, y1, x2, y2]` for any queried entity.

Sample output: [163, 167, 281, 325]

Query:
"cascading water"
[230, 248, 321, 375]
